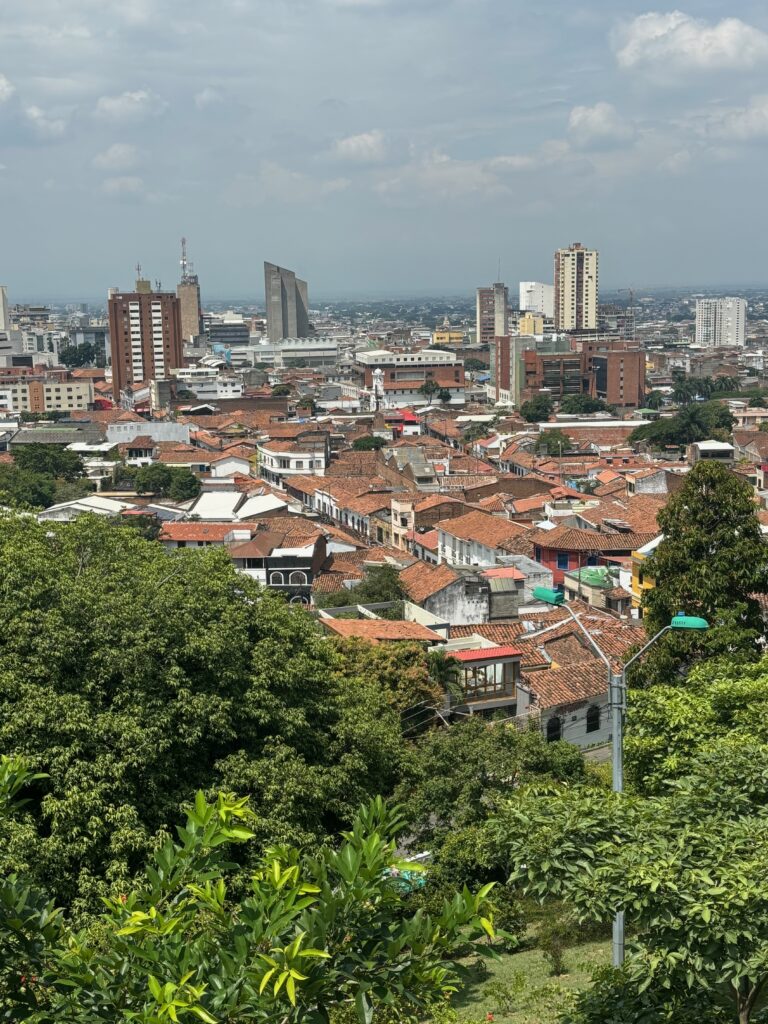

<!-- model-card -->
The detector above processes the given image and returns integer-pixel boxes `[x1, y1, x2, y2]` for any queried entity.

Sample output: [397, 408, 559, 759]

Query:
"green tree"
[396, 717, 586, 848]
[485, 752, 768, 1024]
[638, 461, 768, 681]
[314, 564, 407, 612]
[559, 395, 612, 415]
[535, 429, 572, 456]
[519, 394, 554, 423]
[629, 401, 734, 449]
[58, 342, 98, 367]
[333, 639, 441, 715]
[13, 444, 84, 483]
[0, 465, 57, 509]
[464, 358, 487, 372]
[419, 380, 439, 405]
[644, 390, 666, 410]
[437, 388, 452, 404]
[134, 462, 173, 495]
[271, 385, 291, 397]
[168, 467, 202, 501]
[463, 423, 490, 444]
[351, 435, 386, 451]
[0, 766, 498, 1024]
[0, 515, 407, 913]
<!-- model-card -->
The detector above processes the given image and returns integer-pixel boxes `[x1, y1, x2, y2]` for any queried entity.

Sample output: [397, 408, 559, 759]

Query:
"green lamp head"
[533, 587, 565, 606]
[670, 612, 709, 631]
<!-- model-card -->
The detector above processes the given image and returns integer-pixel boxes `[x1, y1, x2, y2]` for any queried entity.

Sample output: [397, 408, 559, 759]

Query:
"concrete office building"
[695, 297, 747, 348]
[177, 238, 203, 342]
[519, 281, 554, 319]
[554, 243, 598, 331]
[0, 286, 8, 333]
[488, 335, 537, 406]
[476, 283, 508, 346]
[264, 262, 309, 342]
[108, 275, 183, 400]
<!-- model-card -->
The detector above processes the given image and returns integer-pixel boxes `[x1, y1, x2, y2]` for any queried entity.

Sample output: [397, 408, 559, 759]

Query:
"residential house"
[436, 510, 530, 568]
[529, 524, 659, 586]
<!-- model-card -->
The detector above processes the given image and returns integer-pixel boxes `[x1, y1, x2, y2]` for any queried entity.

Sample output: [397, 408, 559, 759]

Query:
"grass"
[453, 938, 611, 1024]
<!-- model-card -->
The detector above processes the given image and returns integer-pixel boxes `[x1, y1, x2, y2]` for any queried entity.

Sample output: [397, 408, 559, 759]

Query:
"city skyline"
[2, 1, 768, 298]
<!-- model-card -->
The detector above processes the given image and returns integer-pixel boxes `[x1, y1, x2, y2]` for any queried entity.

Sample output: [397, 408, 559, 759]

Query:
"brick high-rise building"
[554, 243, 598, 331]
[108, 277, 183, 400]
[476, 282, 508, 346]
[521, 342, 645, 409]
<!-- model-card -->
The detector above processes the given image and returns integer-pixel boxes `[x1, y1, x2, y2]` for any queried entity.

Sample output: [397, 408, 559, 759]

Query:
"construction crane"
[617, 287, 636, 341]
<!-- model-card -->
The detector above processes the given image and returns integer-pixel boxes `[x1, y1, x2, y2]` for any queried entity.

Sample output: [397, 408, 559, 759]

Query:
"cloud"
[226, 162, 350, 206]
[0, 75, 15, 103]
[703, 95, 768, 140]
[100, 175, 145, 196]
[93, 143, 139, 170]
[194, 87, 222, 110]
[567, 101, 632, 148]
[25, 105, 66, 138]
[333, 129, 387, 163]
[376, 150, 508, 202]
[615, 11, 768, 72]
[94, 89, 166, 120]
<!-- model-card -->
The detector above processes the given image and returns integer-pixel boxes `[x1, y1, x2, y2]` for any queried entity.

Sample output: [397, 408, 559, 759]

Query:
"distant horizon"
[7, 282, 768, 310]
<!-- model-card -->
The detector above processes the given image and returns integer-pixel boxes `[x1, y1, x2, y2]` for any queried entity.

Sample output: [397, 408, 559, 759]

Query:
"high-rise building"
[476, 282, 508, 346]
[264, 262, 309, 343]
[177, 238, 202, 342]
[0, 286, 8, 333]
[695, 297, 747, 348]
[108, 274, 183, 400]
[554, 243, 598, 331]
[519, 281, 554, 319]
[488, 335, 537, 407]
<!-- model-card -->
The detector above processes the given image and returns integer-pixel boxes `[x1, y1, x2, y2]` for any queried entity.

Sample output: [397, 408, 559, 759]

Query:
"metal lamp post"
[531, 588, 709, 966]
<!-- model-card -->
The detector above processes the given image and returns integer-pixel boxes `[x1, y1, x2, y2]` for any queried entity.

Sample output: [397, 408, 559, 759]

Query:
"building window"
[586, 705, 601, 733]
[289, 570, 308, 586]
[534, 546, 542, 561]
[269, 572, 285, 585]
[546, 716, 562, 742]
[556, 552, 569, 570]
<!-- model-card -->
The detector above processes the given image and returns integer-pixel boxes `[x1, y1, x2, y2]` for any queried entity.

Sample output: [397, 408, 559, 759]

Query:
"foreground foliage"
[1, 760, 497, 1024]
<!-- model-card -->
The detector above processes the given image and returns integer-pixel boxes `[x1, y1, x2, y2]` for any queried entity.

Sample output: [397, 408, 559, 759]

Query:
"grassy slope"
[454, 940, 611, 1024]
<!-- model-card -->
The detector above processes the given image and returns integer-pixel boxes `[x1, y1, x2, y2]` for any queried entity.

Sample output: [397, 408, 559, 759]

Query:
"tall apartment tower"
[264, 262, 309, 342]
[177, 237, 202, 342]
[0, 286, 8, 333]
[695, 297, 747, 348]
[554, 243, 598, 331]
[108, 272, 183, 400]
[476, 282, 508, 346]
[519, 281, 554, 319]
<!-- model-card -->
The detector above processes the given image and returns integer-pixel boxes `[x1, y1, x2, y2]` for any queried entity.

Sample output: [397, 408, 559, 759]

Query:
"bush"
[538, 914, 577, 976]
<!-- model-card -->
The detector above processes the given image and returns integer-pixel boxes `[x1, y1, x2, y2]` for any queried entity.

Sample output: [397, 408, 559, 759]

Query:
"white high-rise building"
[0, 286, 8, 333]
[519, 281, 554, 319]
[695, 297, 747, 348]
[554, 243, 598, 331]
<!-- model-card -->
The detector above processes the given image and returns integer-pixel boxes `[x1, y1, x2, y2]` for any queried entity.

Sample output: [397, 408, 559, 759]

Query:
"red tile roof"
[399, 561, 459, 603]
[451, 645, 522, 662]
[321, 619, 443, 642]
[436, 509, 529, 549]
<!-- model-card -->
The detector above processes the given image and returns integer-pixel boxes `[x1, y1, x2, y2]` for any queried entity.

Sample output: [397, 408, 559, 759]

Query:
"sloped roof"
[528, 524, 658, 552]
[436, 509, 529, 549]
[522, 663, 607, 710]
[399, 561, 459, 603]
[321, 619, 443, 642]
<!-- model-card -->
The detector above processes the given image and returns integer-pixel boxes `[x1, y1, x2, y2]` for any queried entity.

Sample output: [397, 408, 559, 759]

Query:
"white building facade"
[519, 281, 554, 319]
[695, 297, 747, 347]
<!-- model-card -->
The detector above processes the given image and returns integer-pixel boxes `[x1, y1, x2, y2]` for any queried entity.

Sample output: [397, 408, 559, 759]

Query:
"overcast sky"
[1, 0, 767, 301]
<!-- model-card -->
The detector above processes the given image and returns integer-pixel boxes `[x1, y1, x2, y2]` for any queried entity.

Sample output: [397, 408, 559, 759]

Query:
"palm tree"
[427, 648, 463, 703]
[645, 390, 665, 410]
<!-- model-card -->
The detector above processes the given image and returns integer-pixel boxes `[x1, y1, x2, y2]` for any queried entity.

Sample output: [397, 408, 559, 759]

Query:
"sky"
[1, 0, 768, 301]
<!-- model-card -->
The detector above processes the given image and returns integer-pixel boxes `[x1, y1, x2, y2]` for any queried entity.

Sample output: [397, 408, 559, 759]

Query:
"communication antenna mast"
[180, 236, 195, 283]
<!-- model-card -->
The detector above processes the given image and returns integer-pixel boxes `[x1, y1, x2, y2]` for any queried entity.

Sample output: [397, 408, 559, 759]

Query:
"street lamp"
[531, 588, 709, 966]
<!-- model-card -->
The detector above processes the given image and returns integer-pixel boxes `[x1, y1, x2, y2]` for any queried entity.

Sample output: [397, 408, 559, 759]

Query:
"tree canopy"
[558, 395, 613, 415]
[0, 763, 497, 1024]
[351, 435, 385, 451]
[637, 461, 768, 681]
[134, 462, 202, 501]
[535, 429, 573, 456]
[58, 341, 99, 367]
[519, 394, 553, 423]
[629, 401, 733, 448]
[0, 515, 407, 914]
[13, 445, 84, 482]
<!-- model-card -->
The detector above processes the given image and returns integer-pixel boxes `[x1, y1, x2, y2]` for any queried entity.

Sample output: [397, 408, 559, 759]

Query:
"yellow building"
[518, 313, 544, 336]
[631, 535, 663, 614]
[432, 330, 465, 346]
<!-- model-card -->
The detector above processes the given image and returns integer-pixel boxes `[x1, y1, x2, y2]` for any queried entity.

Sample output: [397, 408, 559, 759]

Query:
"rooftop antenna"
[155, 279, 162, 291]
[180, 236, 195, 282]
[497, 257, 502, 282]
[135, 262, 142, 279]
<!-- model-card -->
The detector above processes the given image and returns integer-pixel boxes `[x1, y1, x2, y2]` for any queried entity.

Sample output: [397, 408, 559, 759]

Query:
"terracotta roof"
[321, 619, 444, 642]
[399, 561, 459, 603]
[411, 529, 438, 551]
[528, 524, 658, 552]
[436, 509, 529, 549]
[157, 450, 213, 465]
[482, 566, 525, 580]
[414, 494, 465, 513]
[311, 571, 364, 594]
[522, 663, 607, 710]
[160, 522, 243, 542]
[342, 493, 394, 516]
[452, 645, 522, 662]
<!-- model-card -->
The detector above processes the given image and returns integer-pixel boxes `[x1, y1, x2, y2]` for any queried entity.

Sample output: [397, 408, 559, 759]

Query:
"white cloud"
[93, 143, 139, 170]
[333, 129, 387, 162]
[568, 101, 632, 148]
[25, 105, 66, 138]
[194, 87, 221, 110]
[226, 162, 350, 205]
[615, 11, 768, 71]
[703, 95, 768, 140]
[94, 89, 166, 120]
[0, 74, 15, 103]
[376, 150, 507, 201]
[101, 175, 144, 196]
